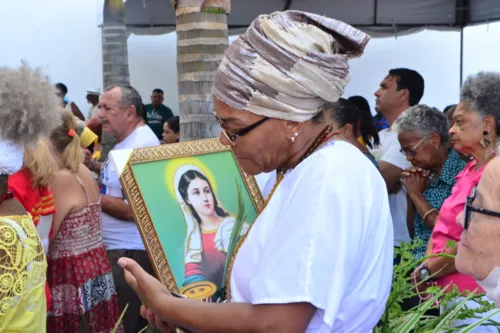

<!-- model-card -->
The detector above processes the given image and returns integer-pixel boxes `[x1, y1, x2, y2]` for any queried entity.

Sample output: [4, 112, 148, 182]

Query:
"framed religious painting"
[118, 138, 264, 301]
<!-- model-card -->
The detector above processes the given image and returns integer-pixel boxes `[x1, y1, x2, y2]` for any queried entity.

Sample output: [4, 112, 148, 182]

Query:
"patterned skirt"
[47, 244, 124, 333]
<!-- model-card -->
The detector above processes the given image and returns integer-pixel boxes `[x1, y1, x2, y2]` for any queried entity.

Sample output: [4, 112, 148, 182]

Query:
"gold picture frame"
[120, 138, 264, 298]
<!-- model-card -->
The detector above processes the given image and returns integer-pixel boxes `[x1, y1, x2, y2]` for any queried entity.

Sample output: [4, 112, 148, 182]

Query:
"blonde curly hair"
[0, 63, 62, 144]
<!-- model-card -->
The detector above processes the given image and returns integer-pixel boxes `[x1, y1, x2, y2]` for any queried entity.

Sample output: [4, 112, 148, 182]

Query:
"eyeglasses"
[400, 136, 427, 157]
[464, 185, 500, 230]
[213, 112, 269, 145]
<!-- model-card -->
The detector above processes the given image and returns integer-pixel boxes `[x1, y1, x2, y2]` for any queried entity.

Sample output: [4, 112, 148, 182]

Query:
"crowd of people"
[2, 9, 500, 333]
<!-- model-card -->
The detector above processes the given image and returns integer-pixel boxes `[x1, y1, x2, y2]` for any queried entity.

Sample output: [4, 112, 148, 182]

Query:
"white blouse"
[230, 140, 394, 332]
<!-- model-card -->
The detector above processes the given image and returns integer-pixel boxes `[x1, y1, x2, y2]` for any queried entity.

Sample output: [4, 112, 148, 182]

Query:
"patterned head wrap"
[214, 11, 370, 122]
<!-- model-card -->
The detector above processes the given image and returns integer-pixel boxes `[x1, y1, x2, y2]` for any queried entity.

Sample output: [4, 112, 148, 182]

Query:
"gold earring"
[480, 130, 491, 148]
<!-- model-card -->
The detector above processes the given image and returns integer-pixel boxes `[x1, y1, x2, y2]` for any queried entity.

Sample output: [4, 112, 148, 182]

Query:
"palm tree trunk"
[101, 0, 130, 161]
[175, 0, 230, 141]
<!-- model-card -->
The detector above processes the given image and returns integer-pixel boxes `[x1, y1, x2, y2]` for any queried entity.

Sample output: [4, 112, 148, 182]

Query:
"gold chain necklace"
[224, 124, 333, 301]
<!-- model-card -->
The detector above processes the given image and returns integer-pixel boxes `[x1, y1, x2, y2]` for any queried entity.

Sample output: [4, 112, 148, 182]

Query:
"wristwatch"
[419, 263, 433, 282]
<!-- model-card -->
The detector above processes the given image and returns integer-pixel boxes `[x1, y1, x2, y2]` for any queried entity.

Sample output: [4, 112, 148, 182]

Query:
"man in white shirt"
[369, 68, 425, 260]
[89, 84, 160, 333]
[86, 87, 101, 120]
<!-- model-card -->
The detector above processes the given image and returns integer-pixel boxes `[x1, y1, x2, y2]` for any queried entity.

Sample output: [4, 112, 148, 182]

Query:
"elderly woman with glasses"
[410, 72, 500, 330]
[393, 105, 466, 261]
[115, 11, 394, 333]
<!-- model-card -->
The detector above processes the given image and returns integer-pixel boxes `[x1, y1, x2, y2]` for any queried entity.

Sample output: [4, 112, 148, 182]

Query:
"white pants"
[442, 295, 500, 332]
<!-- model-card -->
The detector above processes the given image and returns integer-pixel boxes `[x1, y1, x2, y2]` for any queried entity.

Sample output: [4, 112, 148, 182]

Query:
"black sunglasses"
[464, 185, 500, 229]
[213, 112, 269, 145]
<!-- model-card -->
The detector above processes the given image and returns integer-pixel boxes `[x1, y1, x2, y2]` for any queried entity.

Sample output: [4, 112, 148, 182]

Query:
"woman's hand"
[140, 305, 177, 333]
[118, 258, 177, 327]
[402, 168, 430, 196]
[411, 265, 432, 295]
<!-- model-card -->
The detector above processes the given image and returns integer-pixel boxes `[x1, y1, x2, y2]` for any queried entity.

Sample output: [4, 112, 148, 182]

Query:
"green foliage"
[222, 179, 247, 284]
[376, 241, 500, 332]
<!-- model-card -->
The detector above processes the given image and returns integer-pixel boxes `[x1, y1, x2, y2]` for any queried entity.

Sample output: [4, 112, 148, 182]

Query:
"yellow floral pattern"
[0, 215, 47, 332]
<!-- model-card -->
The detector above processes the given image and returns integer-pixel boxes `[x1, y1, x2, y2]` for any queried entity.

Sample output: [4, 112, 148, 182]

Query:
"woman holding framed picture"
[118, 10, 393, 333]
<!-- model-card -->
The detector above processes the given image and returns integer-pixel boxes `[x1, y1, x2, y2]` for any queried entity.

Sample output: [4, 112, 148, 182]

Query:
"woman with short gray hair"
[393, 105, 466, 261]
[408, 72, 500, 330]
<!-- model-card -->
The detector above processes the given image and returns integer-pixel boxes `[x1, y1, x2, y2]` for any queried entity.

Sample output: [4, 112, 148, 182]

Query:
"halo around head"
[165, 157, 218, 202]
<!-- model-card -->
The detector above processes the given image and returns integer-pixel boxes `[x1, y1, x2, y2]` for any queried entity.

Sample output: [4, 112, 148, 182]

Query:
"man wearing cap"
[86, 88, 101, 120]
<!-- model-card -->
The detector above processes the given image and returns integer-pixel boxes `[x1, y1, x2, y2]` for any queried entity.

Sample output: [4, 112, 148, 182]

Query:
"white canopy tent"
[99, 0, 500, 32]
[97, 0, 500, 86]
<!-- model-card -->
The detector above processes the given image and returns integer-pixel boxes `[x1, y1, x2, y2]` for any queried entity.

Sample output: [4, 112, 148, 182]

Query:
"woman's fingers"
[154, 315, 175, 333]
[147, 310, 157, 328]
[118, 258, 142, 296]
[140, 305, 148, 319]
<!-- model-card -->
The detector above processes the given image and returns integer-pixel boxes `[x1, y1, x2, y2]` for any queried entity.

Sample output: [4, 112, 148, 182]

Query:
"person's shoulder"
[77, 163, 96, 180]
[452, 159, 480, 185]
[378, 129, 398, 144]
[304, 141, 377, 179]
[8, 169, 31, 187]
[161, 105, 174, 116]
[54, 169, 75, 187]
[130, 125, 161, 147]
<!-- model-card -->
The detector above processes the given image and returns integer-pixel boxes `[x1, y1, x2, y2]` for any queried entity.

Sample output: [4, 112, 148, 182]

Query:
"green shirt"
[144, 104, 174, 140]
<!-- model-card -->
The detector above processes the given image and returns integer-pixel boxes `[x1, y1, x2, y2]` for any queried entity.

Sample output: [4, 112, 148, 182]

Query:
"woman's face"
[186, 177, 216, 218]
[456, 159, 500, 281]
[162, 122, 179, 144]
[397, 131, 440, 170]
[448, 102, 486, 155]
[214, 97, 291, 175]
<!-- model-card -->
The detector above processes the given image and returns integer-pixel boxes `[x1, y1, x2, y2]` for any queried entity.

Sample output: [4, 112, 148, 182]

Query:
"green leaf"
[222, 180, 247, 286]
[432, 289, 478, 332]
[397, 287, 448, 333]
[112, 303, 128, 333]
[458, 309, 500, 332]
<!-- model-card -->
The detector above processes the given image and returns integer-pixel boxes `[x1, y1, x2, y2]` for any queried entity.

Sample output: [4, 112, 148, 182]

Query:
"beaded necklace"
[224, 124, 333, 301]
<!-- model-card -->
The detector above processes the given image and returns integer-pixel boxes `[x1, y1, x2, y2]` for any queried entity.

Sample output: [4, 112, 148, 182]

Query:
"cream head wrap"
[214, 11, 370, 122]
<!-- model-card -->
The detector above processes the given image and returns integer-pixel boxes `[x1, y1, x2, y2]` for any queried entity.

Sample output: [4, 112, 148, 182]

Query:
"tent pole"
[456, 0, 469, 90]
[459, 28, 463, 88]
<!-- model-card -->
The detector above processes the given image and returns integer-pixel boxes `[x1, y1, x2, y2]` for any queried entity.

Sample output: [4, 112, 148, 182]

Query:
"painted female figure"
[174, 165, 248, 295]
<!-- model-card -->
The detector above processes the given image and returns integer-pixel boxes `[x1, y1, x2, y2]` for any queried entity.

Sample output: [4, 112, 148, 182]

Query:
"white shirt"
[88, 104, 99, 120]
[369, 128, 412, 247]
[100, 125, 160, 250]
[231, 140, 393, 332]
